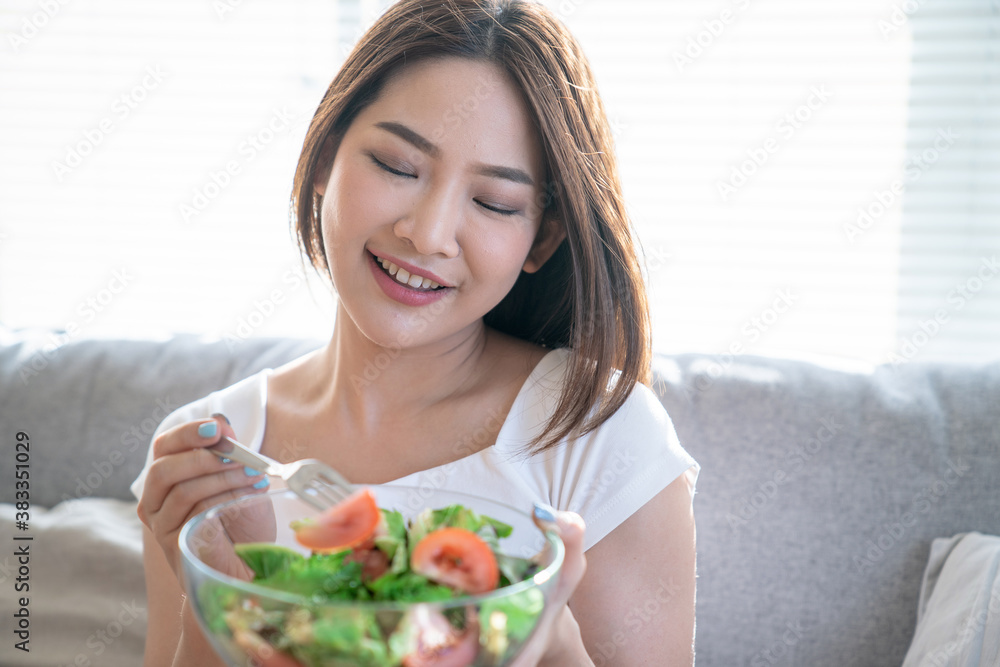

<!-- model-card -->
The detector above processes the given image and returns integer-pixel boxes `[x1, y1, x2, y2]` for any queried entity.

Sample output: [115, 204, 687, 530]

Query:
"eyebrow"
[374, 121, 535, 186]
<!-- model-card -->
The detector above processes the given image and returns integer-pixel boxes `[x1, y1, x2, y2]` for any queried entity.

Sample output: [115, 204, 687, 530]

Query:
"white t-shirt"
[130, 349, 697, 551]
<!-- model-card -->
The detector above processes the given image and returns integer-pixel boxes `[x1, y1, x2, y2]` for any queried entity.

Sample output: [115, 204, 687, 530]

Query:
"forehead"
[355, 57, 544, 177]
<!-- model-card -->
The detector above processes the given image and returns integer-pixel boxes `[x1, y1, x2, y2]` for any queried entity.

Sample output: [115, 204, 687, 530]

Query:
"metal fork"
[209, 436, 353, 511]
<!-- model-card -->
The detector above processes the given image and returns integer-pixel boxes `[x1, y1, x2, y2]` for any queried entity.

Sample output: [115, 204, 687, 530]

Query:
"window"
[1, 0, 996, 364]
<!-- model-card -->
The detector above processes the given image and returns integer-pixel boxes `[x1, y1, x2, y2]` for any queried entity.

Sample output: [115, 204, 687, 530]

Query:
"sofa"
[1, 326, 997, 666]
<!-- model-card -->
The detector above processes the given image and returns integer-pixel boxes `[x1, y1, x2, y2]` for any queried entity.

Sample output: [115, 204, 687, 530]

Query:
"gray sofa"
[1, 327, 997, 666]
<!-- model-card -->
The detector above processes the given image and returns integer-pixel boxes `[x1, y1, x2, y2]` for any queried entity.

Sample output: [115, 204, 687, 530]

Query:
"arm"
[136, 416, 268, 667]
[141, 526, 227, 667]
[570, 467, 698, 666]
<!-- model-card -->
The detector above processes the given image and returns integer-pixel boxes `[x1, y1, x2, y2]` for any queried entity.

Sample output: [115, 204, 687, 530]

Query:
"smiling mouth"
[372, 254, 446, 291]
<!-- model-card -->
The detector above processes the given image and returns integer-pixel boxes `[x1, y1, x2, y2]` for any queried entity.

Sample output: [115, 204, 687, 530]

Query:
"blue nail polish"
[220, 457, 232, 464]
[198, 421, 217, 438]
[244, 466, 261, 477]
[533, 502, 557, 523]
[253, 477, 270, 489]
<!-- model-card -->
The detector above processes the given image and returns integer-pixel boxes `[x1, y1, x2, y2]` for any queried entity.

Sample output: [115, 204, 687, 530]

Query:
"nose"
[393, 185, 461, 258]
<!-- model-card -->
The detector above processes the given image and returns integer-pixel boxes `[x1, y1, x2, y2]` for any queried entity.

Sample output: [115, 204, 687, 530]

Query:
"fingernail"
[533, 502, 557, 523]
[252, 477, 270, 489]
[220, 457, 233, 464]
[198, 421, 218, 438]
[244, 467, 261, 477]
[212, 412, 231, 425]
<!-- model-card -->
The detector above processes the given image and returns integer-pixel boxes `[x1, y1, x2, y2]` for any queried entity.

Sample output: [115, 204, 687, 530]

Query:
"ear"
[312, 135, 340, 197]
[522, 215, 566, 274]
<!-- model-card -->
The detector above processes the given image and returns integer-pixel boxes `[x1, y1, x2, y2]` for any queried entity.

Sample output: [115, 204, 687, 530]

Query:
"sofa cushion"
[0, 327, 320, 508]
[2, 327, 998, 667]
[0, 499, 146, 667]
[654, 354, 1000, 667]
[901, 532, 1000, 666]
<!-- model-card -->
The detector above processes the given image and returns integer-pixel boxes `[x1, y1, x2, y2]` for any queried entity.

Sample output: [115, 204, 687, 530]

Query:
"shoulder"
[506, 351, 698, 550]
[158, 370, 270, 439]
[513, 348, 682, 447]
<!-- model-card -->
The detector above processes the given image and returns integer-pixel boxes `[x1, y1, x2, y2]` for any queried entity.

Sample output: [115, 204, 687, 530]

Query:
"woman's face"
[315, 57, 558, 350]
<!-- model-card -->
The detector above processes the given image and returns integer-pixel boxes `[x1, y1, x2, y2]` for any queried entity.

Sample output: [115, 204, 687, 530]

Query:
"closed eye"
[476, 200, 519, 216]
[369, 153, 415, 179]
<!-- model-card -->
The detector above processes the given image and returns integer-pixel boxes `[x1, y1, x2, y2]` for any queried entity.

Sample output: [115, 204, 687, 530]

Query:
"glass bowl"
[179, 485, 564, 667]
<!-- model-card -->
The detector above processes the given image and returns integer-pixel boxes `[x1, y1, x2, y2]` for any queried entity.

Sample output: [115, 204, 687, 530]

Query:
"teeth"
[375, 256, 442, 290]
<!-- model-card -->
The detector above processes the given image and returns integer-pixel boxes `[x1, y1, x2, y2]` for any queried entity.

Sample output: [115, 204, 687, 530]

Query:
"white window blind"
[0, 0, 343, 344]
[1, 0, 997, 365]
[552, 0, 999, 366]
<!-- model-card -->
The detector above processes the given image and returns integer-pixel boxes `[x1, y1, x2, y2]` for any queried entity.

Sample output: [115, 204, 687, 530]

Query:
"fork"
[209, 436, 353, 511]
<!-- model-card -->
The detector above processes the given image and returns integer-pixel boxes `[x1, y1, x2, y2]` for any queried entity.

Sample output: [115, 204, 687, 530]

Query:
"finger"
[533, 504, 587, 595]
[151, 416, 229, 460]
[149, 466, 269, 537]
[211, 412, 239, 450]
[139, 446, 244, 520]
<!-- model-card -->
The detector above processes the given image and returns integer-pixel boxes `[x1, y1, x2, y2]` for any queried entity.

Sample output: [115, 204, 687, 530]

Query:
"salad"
[198, 488, 546, 667]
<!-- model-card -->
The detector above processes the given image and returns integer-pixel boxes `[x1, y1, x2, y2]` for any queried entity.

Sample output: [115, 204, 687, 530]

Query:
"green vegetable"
[235, 543, 305, 579]
[206, 502, 538, 667]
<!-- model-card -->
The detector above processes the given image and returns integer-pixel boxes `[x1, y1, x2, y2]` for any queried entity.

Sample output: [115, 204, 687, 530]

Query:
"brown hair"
[291, 0, 651, 452]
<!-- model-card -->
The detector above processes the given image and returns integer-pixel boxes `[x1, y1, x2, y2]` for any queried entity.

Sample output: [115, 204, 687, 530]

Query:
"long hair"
[291, 0, 651, 452]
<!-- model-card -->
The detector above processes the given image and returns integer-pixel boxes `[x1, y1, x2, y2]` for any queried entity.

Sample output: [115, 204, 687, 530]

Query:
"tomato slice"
[291, 487, 380, 553]
[411, 528, 499, 594]
[401, 606, 480, 667]
[344, 542, 391, 582]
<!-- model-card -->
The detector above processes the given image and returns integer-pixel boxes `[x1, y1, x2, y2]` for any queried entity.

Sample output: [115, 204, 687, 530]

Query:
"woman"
[134, 1, 698, 664]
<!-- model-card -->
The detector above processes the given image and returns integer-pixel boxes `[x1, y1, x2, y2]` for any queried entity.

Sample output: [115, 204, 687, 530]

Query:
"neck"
[312, 304, 492, 430]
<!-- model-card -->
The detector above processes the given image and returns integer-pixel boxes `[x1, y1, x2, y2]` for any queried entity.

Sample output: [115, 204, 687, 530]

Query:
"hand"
[136, 415, 272, 582]
[511, 505, 590, 667]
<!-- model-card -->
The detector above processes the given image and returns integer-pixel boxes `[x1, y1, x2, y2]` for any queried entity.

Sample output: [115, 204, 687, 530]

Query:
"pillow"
[901, 532, 1000, 667]
[0, 498, 146, 667]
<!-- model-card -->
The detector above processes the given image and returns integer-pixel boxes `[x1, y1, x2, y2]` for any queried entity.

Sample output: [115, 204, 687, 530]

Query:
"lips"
[371, 253, 447, 291]
[366, 251, 454, 307]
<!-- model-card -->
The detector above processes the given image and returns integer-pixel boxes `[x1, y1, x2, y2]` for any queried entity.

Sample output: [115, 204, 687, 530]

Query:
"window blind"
[1, 0, 996, 365]
[553, 0, 999, 365]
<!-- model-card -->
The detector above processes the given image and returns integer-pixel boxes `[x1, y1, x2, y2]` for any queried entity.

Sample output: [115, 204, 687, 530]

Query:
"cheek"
[465, 223, 537, 285]
[321, 166, 396, 250]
